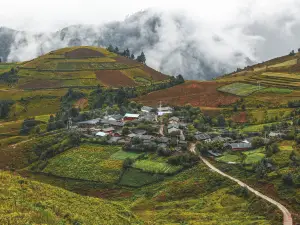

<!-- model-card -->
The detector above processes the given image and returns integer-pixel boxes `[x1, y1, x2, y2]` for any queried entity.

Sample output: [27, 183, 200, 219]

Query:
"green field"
[42, 145, 123, 183]
[110, 150, 142, 160]
[132, 159, 183, 174]
[243, 148, 265, 165]
[258, 87, 293, 94]
[268, 59, 297, 68]
[218, 82, 264, 96]
[216, 153, 241, 164]
[119, 168, 165, 187]
[0, 171, 137, 225]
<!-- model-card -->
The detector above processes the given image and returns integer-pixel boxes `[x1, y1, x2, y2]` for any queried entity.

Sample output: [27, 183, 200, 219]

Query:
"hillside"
[1, 46, 169, 89]
[0, 46, 170, 128]
[0, 171, 137, 225]
[217, 52, 300, 88]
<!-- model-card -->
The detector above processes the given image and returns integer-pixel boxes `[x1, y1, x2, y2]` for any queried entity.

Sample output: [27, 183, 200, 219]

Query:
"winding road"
[189, 143, 293, 225]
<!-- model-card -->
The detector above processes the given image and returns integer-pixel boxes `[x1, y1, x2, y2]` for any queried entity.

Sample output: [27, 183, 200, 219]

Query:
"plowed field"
[65, 48, 105, 58]
[95, 70, 137, 87]
[135, 81, 239, 107]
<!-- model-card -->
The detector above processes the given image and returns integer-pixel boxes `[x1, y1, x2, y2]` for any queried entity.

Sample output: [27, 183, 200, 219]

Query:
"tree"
[122, 127, 130, 135]
[106, 44, 114, 52]
[123, 158, 134, 168]
[298, 48, 300, 53]
[251, 137, 265, 149]
[289, 50, 295, 56]
[114, 47, 119, 54]
[137, 51, 146, 64]
[255, 161, 267, 179]
[176, 74, 185, 84]
[125, 48, 130, 57]
[217, 115, 226, 127]
[130, 53, 135, 60]
[196, 143, 209, 154]
[233, 105, 238, 112]
[282, 173, 294, 186]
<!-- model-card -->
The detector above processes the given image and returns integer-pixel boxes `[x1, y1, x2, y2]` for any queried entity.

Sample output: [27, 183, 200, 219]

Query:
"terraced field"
[1, 46, 169, 90]
[218, 82, 263, 96]
[136, 81, 240, 107]
[42, 145, 123, 183]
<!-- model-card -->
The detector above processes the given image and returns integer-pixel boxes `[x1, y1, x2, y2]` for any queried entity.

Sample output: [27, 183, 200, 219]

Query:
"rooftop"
[124, 113, 140, 118]
[78, 118, 101, 125]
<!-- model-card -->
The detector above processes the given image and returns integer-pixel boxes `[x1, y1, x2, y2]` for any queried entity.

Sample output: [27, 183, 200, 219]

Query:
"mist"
[1, 2, 300, 80]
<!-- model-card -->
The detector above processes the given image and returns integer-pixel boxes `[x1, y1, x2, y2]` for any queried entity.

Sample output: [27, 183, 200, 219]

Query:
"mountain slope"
[0, 171, 137, 225]
[8, 46, 169, 89]
[0, 10, 258, 80]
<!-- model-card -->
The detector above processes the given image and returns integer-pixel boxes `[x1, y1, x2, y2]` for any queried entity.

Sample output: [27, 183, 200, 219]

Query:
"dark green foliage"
[217, 115, 226, 127]
[20, 118, 42, 135]
[0, 67, 19, 85]
[136, 51, 146, 64]
[61, 88, 85, 110]
[282, 173, 294, 186]
[106, 44, 114, 52]
[288, 100, 300, 108]
[167, 153, 199, 168]
[0, 100, 14, 118]
[265, 143, 279, 157]
[254, 158, 272, 179]
[31, 131, 80, 162]
[251, 137, 265, 149]
[289, 50, 295, 56]
[123, 158, 134, 168]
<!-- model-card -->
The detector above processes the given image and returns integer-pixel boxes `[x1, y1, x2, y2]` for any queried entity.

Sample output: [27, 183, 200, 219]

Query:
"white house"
[157, 106, 173, 116]
[96, 131, 108, 137]
[141, 106, 153, 113]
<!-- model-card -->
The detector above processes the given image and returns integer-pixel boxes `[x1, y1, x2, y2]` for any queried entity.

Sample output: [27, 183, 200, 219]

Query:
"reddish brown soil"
[19, 80, 61, 89]
[65, 48, 105, 58]
[74, 98, 88, 110]
[115, 56, 140, 66]
[88, 189, 133, 199]
[95, 70, 137, 87]
[232, 112, 247, 123]
[135, 81, 239, 107]
[141, 65, 169, 81]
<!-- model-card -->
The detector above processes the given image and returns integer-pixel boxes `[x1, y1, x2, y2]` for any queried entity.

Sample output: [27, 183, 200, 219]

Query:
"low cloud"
[2, 3, 300, 80]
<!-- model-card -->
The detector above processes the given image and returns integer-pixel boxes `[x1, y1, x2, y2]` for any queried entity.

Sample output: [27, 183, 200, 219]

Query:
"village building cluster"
[74, 104, 292, 158]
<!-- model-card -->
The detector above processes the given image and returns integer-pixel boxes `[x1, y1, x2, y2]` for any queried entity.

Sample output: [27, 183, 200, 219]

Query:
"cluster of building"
[75, 104, 290, 157]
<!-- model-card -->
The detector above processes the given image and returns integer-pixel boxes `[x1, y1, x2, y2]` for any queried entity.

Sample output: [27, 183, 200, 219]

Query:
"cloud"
[2, 1, 300, 80]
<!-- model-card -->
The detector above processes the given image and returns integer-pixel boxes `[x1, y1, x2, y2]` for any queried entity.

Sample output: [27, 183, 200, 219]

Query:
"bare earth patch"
[95, 70, 137, 87]
[65, 48, 105, 58]
[135, 81, 239, 107]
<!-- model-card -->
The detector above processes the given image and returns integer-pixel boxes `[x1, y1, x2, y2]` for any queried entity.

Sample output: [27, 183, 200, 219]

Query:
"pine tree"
[125, 48, 130, 57]
[137, 51, 146, 64]
[130, 53, 135, 60]
[106, 44, 114, 52]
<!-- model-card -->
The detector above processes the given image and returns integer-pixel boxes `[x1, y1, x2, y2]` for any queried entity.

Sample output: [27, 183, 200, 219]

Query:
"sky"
[0, 0, 253, 32]
[2, 0, 300, 79]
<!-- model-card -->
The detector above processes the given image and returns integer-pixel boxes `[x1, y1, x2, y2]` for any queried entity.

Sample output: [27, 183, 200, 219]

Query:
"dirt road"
[189, 143, 293, 225]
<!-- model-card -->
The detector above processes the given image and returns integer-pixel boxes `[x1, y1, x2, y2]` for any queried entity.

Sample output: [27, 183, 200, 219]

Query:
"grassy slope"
[0, 46, 170, 130]
[0, 171, 138, 225]
[212, 140, 300, 223]
[42, 144, 123, 183]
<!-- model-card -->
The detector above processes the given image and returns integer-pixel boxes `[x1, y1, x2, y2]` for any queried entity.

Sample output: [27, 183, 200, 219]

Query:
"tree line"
[106, 45, 146, 64]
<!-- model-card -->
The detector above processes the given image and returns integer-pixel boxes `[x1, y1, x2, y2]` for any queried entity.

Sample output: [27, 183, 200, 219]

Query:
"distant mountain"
[2, 9, 298, 80]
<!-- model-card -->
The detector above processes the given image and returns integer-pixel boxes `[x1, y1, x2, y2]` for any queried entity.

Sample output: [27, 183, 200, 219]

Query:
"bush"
[251, 137, 265, 149]
[282, 173, 294, 186]
[167, 153, 198, 167]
